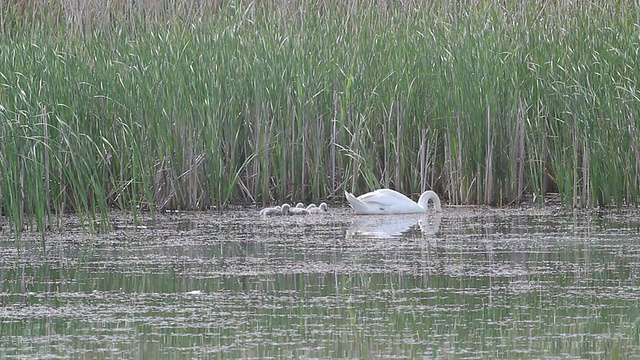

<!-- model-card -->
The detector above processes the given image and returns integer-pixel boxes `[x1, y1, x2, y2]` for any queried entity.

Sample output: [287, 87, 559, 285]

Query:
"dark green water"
[1, 207, 639, 359]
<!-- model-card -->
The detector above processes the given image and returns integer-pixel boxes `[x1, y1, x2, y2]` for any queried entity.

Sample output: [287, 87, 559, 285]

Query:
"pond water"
[1, 206, 639, 359]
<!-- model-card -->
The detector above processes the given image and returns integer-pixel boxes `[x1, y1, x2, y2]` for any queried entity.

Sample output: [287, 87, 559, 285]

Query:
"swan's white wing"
[357, 189, 415, 207]
[351, 189, 425, 214]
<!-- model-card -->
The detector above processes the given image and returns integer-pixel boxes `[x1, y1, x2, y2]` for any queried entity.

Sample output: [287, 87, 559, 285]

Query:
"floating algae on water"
[2, 206, 640, 358]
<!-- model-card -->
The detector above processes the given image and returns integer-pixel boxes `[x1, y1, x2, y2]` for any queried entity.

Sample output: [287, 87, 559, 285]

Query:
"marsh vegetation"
[1, 0, 639, 231]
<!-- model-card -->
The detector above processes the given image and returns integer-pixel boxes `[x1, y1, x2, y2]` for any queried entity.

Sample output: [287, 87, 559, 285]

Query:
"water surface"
[1, 206, 639, 359]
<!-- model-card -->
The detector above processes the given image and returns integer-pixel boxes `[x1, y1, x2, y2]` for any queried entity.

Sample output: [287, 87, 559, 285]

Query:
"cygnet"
[260, 204, 290, 216]
[308, 202, 329, 214]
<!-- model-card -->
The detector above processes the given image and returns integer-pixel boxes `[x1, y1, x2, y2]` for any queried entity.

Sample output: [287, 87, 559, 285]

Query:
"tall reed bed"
[1, 0, 639, 231]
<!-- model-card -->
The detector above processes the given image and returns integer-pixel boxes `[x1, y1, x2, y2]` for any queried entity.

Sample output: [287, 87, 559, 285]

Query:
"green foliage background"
[1, 0, 639, 231]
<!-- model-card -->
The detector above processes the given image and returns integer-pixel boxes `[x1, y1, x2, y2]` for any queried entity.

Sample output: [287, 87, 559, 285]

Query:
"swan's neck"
[418, 191, 442, 211]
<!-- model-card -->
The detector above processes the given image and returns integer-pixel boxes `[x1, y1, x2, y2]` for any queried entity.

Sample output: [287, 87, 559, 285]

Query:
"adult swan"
[345, 189, 442, 214]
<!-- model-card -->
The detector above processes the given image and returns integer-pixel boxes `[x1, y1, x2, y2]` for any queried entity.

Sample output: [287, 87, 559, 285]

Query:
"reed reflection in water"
[0, 207, 639, 359]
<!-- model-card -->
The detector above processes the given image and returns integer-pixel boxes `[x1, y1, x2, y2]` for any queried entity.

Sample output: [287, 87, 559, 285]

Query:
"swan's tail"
[345, 191, 367, 214]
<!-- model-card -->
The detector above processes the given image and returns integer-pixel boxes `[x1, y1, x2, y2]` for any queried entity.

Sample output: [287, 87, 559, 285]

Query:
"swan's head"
[418, 190, 442, 211]
[281, 204, 290, 214]
[318, 203, 328, 211]
[306, 203, 317, 210]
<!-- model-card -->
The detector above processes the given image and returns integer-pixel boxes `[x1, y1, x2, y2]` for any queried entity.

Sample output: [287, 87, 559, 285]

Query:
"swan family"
[260, 202, 330, 216]
[260, 189, 441, 216]
[345, 189, 442, 214]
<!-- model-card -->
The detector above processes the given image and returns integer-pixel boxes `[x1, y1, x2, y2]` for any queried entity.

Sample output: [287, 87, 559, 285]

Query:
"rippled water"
[1, 206, 639, 359]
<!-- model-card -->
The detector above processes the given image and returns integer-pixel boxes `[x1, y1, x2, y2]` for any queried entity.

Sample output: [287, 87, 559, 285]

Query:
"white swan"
[260, 204, 290, 216]
[308, 202, 329, 214]
[345, 189, 442, 214]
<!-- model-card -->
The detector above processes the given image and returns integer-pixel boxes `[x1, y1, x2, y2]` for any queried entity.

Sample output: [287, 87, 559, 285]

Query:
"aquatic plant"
[1, 0, 639, 231]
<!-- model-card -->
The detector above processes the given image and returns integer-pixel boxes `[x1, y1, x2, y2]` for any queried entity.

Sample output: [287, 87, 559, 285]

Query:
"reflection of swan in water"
[418, 213, 442, 235]
[346, 212, 442, 238]
[345, 189, 442, 214]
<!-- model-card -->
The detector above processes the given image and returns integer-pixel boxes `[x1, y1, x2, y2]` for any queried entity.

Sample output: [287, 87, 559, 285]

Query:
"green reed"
[1, 0, 640, 232]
